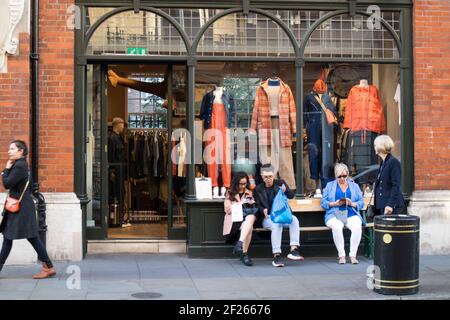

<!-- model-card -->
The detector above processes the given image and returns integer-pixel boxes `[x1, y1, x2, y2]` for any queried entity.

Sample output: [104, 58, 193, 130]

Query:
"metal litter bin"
[373, 214, 420, 295]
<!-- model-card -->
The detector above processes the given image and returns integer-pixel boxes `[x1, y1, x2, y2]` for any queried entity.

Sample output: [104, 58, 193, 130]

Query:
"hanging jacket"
[343, 85, 386, 135]
[303, 91, 337, 125]
[199, 90, 235, 130]
[250, 78, 296, 147]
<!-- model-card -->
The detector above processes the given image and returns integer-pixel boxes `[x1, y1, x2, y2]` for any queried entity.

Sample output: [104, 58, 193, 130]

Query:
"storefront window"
[302, 63, 401, 196]
[195, 62, 298, 193]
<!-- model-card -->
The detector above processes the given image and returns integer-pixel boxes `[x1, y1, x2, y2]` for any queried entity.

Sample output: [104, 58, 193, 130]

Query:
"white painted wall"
[408, 191, 450, 255]
[0, 193, 82, 265]
[0, 0, 29, 73]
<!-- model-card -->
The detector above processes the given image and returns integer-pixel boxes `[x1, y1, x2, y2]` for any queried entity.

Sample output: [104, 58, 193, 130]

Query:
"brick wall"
[414, 1, 450, 190]
[0, 0, 74, 193]
[0, 33, 30, 186]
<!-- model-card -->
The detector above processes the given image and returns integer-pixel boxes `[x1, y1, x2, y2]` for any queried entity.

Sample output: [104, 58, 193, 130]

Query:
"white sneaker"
[220, 187, 227, 198]
[212, 186, 219, 198]
[121, 222, 132, 228]
[313, 189, 322, 198]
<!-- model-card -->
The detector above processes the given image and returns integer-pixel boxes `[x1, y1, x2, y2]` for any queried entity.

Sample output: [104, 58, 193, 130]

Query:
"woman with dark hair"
[0, 140, 56, 278]
[223, 172, 257, 266]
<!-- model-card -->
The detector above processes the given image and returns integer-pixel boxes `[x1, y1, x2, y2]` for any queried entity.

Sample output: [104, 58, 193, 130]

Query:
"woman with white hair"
[373, 135, 405, 215]
[321, 163, 365, 264]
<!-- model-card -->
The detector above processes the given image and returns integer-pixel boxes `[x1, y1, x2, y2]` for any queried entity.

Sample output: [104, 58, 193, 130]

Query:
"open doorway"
[86, 63, 187, 240]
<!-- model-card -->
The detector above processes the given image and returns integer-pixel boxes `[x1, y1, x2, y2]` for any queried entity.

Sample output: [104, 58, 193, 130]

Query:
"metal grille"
[86, 10, 187, 56]
[304, 13, 400, 59]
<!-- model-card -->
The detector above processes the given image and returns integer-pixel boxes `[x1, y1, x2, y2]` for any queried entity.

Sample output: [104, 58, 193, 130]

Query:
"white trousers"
[326, 216, 362, 258]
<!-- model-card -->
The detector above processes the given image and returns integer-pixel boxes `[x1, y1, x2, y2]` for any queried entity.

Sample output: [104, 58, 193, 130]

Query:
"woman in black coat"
[373, 135, 405, 215]
[0, 140, 56, 278]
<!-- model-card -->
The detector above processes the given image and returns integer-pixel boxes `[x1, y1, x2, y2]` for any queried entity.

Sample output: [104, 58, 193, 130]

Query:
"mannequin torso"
[213, 86, 224, 104]
[267, 78, 280, 116]
[359, 79, 369, 88]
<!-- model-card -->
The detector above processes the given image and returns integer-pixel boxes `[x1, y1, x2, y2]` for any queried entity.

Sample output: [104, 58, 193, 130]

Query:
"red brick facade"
[1, 1, 450, 193]
[0, 0, 74, 193]
[413, 1, 450, 190]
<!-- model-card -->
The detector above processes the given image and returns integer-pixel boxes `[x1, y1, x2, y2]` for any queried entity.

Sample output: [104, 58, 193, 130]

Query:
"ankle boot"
[32, 262, 56, 279]
[233, 241, 243, 255]
[240, 253, 254, 266]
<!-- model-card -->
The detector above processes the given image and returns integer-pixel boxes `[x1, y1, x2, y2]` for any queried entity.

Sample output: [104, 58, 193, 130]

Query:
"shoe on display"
[121, 222, 132, 228]
[220, 187, 227, 198]
[212, 186, 219, 198]
[313, 189, 322, 198]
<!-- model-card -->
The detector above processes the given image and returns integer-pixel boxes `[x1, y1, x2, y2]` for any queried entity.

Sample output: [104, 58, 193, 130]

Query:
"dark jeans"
[0, 236, 53, 268]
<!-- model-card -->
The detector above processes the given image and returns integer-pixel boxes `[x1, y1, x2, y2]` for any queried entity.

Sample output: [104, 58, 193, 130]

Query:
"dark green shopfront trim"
[74, 0, 414, 257]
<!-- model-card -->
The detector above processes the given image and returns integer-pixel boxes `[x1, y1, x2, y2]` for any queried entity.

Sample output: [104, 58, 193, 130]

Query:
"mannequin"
[359, 79, 369, 87]
[200, 80, 235, 198]
[108, 69, 176, 110]
[343, 79, 386, 185]
[108, 117, 130, 227]
[303, 79, 337, 196]
[251, 76, 296, 189]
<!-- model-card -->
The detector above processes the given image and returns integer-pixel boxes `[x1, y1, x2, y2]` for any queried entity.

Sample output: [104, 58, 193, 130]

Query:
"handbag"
[5, 179, 29, 214]
[270, 189, 293, 224]
[314, 95, 338, 125]
[366, 185, 376, 219]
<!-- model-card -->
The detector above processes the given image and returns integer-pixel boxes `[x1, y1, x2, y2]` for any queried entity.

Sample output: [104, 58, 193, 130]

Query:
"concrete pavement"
[1, 254, 450, 300]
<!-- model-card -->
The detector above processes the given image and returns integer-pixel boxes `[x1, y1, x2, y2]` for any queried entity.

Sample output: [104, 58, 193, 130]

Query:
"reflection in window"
[127, 77, 167, 129]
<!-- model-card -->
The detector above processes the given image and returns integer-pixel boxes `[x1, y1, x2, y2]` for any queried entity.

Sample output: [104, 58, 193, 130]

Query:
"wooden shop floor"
[108, 223, 168, 239]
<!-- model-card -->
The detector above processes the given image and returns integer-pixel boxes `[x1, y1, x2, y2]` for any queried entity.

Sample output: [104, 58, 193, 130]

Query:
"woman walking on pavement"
[0, 140, 56, 279]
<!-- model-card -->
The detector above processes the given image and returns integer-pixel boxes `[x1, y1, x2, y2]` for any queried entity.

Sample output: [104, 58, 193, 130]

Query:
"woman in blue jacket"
[321, 163, 366, 264]
[373, 135, 405, 215]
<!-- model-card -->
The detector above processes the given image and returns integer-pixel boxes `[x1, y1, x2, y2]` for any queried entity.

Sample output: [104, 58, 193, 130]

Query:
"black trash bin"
[373, 214, 420, 295]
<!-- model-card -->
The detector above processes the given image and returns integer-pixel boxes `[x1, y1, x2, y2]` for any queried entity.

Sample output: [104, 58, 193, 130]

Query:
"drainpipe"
[30, 0, 47, 247]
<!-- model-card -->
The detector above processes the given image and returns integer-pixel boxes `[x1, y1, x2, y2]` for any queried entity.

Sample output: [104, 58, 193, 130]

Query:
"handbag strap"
[313, 95, 327, 113]
[18, 179, 30, 202]
[10, 172, 30, 203]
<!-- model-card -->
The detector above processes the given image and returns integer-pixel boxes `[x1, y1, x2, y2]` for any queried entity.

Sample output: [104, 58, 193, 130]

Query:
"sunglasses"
[239, 182, 248, 186]
[337, 175, 348, 179]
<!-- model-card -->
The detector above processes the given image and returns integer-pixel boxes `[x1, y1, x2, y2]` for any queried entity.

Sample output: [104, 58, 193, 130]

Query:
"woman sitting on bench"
[321, 163, 366, 265]
[223, 172, 258, 266]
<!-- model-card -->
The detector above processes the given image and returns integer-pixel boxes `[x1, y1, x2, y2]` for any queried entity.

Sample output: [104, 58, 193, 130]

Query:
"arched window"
[196, 12, 295, 57]
[304, 12, 400, 59]
[86, 10, 187, 56]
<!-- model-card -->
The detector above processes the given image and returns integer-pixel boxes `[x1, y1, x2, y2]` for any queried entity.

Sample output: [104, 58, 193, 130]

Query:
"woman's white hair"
[374, 135, 395, 154]
[334, 163, 349, 178]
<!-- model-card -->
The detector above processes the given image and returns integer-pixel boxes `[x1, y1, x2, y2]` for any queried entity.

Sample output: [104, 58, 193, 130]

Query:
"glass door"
[86, 64, 109, 239]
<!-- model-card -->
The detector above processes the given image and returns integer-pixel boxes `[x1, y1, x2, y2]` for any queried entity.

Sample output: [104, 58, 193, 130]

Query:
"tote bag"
[270, 189, 293, 224]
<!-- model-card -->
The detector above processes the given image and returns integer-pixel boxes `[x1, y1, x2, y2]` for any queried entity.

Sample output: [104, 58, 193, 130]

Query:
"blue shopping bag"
[270, 189, 293, 224]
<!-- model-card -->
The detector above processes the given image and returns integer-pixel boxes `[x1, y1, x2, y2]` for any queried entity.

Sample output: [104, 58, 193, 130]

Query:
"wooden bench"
[254, 197, 375, 258]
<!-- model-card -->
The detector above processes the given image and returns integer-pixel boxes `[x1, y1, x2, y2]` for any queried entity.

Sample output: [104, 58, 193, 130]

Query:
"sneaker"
[313, 189, 322, 198]
[272, 254, 284, 267]
[287, 248, 305, 261]
[121, 222, 132, 228]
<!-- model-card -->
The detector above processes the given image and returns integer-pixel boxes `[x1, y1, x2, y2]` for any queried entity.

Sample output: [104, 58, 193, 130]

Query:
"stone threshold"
[87, 239, 187, 254]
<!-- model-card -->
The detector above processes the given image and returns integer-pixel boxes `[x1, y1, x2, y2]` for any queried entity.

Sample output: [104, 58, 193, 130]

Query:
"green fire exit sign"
[127, 47, 147, 55]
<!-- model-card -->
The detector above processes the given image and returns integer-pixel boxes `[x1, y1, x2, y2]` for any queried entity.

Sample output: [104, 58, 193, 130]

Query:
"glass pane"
[197, 13, 295, 57]
[86, 10, 187, 56]
[302, 63, 401, 197]
[305, 14, 400, 59]
[172, 65, 187, 228]
[86, 64, 102, 228]
[196, 62, 297, 191]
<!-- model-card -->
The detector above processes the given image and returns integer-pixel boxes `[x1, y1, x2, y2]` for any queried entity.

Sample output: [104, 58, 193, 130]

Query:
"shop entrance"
[86, 63, 187, 240]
